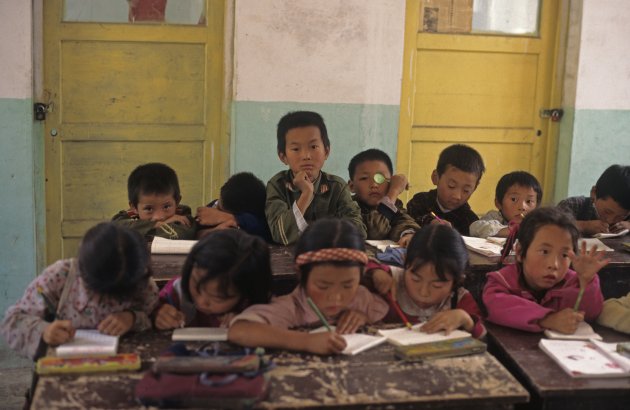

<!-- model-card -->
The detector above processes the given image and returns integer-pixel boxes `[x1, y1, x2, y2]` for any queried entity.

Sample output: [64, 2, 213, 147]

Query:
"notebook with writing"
[377, 323, 471, 347]
[461, 236, 503, 258]
[539, 338, 630, 378]
[55, 330, 119, 358]
[310, 327, 387, 355]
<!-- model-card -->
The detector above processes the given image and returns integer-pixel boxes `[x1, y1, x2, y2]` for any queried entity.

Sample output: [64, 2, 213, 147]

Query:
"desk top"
[32, 329, 528, 409]
[486, 322, 630, 399]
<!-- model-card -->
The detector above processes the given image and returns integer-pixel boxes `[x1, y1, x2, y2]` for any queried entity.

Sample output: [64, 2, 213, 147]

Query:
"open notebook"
[55, 330, 119, 358]
[151, 237, 198, 254]
[172, 327, 228, 342]
[310, 327, 387, 355]
[539, 338, 630, 378]
[377, 324, 471, 347]
[461, 236, 504, 258]
[593, 229, 629, 239]
[544, 321, 602, 341]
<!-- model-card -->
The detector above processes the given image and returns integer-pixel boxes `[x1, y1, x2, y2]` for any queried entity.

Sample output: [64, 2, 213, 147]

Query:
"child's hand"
[371, 269, 394, 296]
[158, 214, 191, 227]
[292, 171, 314, 195]
[430, 218, 452, 228]
[570, 242, 610, 288]
[98, 311, 135, 336]
[336, 310, 368, 334]
[42, 320, 75, 346]
[154, 304, 185, 330]
[581, 220, 609, 235]
[420, 309, 473, 335]
[611, 220, 630, 233]
[305, 331, 347, 355]
[398, 232, 413, 248]
[387, 174, 409, 200]
[195, 207, 235, 227]
[220, 312, 236, 327]
[539, 308, 584, 334]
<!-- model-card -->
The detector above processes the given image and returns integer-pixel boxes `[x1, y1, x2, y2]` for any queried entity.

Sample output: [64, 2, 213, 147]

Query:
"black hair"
[516, 207, 579, 268]
[436, 144, 485, 184]
[78, 222, 150, 300]
[127, 163, 181, 207]
[220, 172, 267, 218]
[294, 218, 365, 287]
[276, 111, 330, 155]
[181, 229, 271, 306]
[405, 224, 469, 287]
[347, 148, 394, 180]
[594, 164, 630, 210]
[495, 171, 543, 204]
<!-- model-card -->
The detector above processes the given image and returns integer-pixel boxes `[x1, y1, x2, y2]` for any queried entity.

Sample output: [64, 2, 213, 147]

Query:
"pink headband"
[295, 248, 368, 267]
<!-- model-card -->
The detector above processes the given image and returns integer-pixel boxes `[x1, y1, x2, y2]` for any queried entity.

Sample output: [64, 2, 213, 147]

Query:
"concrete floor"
[0, 340, 32, 410]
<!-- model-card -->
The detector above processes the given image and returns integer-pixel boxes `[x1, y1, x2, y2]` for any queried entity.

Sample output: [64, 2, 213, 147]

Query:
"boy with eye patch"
[112, 162, 197, 240]
[470, 171, 542, 238]
[347, 149, 419, 247]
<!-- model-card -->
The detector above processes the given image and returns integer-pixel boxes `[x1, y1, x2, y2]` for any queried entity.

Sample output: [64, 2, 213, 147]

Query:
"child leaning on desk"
[228, 218, 389, 355]
[112, 162, 197, 240]
[483, 207, 608, 334]
[0, 223, 159, 359]
[365, 224, 486, 339]
[153, 229, 272, 329]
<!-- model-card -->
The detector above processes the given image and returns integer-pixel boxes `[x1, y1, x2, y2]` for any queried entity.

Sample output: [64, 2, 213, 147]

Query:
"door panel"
[44, 0, 226, 262]
[398, 0, 561, 214]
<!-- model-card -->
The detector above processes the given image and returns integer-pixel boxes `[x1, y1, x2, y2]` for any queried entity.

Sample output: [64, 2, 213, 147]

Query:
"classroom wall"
[555, 0, 630, 200]
[0, 2, 44, 316]
[230, 0, 406, 183]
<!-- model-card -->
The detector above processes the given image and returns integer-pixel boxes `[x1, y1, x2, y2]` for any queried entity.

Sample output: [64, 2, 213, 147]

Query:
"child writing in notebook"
[153, 229, 272, 329]
[367, 224, 486, 338]
[483, 207, 608, 333]
[1, 223, 159, 359]
[228, 218, 389, 355]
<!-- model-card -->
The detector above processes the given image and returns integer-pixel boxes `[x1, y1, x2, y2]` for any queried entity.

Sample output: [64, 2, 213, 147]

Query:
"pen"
[166, 293, 185, 328]
[573, 287, 585, 311]
[386, 293, 412, 330]
[306, 297, 332, 332]
[37, 285, 57, 321]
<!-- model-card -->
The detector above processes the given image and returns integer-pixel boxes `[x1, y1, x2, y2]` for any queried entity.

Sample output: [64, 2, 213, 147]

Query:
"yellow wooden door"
[397, 0, 562, 213]
[43, 0, 227, 262]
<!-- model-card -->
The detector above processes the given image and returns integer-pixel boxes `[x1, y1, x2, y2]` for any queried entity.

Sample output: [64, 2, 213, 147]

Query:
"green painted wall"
[231, 101, 401, 184]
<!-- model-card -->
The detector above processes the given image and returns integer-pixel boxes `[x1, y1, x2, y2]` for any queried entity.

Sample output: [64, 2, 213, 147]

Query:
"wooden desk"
[486, 322, 630, 410]
[32, 329, 529, 409]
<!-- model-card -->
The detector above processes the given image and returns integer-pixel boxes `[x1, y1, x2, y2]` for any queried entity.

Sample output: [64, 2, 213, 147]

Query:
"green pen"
[306, 297, 332, 332]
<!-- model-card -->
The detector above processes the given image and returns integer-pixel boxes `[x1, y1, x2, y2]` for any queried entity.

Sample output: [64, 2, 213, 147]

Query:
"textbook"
[593, 229, 629, 239]
[539, 338, 630, 378]
[55, 330, 119, 358]
[151, 236, 198, 254]
[395, 337, 486, 362]
[377, 323, 471, 347]
[310, 327, 387, 355]
[365, 239, 400, 252]
[544, 321, 602, 341]
[461, 236, 503, 258]
[578, 238, 614, 252]
[37, 353, 140, 375]
[172, 327, 228, 342]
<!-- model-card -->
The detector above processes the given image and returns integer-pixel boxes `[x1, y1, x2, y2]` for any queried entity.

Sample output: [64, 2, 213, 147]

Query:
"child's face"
[306, 264, 360, 318]
[131, 192, 178, 221]
[349, 160, 391, 208]
[590, 188, 630, 225]
[189, 267, 241, 315]
[403, 263, 454, 308]
[496, 184, 538, 222]
[517, 224, 572, 292]
[431, 165, 479, 211]
[278, 126, 330, 182]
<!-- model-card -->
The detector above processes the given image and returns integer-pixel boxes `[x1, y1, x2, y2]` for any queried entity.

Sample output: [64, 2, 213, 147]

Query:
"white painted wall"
[0, 1, 32, 99]
[234, 0, 406, 105]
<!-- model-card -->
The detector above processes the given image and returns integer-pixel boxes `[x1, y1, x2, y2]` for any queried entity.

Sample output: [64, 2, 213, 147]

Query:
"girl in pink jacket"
[483, 207, 608, 333]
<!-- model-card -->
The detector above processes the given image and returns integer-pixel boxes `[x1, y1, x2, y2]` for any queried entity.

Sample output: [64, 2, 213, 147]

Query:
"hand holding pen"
[430, 212, 452, 228]
[38, 286, 75, 345]
[154, 294, 186, 330]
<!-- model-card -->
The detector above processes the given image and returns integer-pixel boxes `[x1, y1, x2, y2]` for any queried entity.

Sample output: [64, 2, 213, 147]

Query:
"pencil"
[306, 297, 332, 332]
[165, 293, 185, 328]
[36, 285, 56, 320]
[573, 287, 585, 311]
[386, 293, 412, 330]
[430, 211, 443, 222]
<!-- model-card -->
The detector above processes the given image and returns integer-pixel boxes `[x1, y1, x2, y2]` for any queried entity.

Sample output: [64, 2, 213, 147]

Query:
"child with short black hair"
[265, 111, 366, 245]
[366, 224, 485, 338]
[228, 218, 388, 355]
[196, 172, 271, 241]
[407, 144, 485, 236]
[348, 149, 419, 247]
[112, 162, 196, 239]
[470, 171, 542, 238]
[1, 223, 159, 359]
[483, 207, 607, 333]
[558, 164, 630, 236]
[154, 229, 272, 329]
